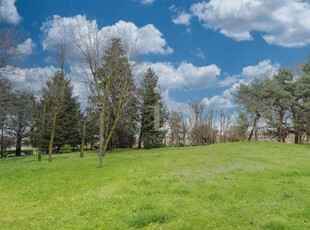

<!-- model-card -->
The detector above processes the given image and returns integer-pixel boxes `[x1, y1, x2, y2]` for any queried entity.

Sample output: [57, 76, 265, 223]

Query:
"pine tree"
[295, 56, 310, 142]
[139, 68, 166, 149]
[37, 72, 81, 154]
[101, 37, 137, 150]
[54, 79, 81, 152]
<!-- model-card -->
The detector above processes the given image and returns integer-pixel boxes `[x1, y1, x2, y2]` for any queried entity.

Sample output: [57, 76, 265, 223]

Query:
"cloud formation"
[7, 66, 59, 94]
[241, 59, 279, 80]
[172, 12, 191, 26]
[41, 15, 173, 66]
[17, 38, 36, 56]
[149, 61, 221, 91]
[191, 0, 310, 47]
[0, 0, 22, 24]
[140, 0, 155, 5]
[201, 59, 279, 110]
[103, 20, 173, 55]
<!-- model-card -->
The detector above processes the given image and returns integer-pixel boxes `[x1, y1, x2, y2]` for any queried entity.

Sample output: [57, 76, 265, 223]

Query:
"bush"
[60, 144, 72, 153]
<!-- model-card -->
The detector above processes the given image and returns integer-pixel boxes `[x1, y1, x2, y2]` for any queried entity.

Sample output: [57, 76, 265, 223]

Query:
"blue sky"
[1, 0, 310, 111]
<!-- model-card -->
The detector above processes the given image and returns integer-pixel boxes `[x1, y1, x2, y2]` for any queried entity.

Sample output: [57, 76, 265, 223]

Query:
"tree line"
[234, 58, 310, 143]
[0, 35, 167, 162]
[1, 14, 310, 164]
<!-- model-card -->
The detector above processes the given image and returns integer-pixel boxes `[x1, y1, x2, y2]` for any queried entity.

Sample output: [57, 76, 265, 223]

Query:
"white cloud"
[16, 38, 36, 56]
[194, 48, 205, 59]
[149, 61, 221, 91]
[172, 12, 192, 26]
[41, 15, 99, 65]
[140, 0, 155, 5]
[241, 59, 279, 80]
[202, 94, 235, 110]
[204, 59, 280, 110]
[0, 0, 22, 24]
[216, 59, 279, 89]
[7, 66, 59, 94]
[6, 64, 90, 108]
[217, 75, 238, 87]
[41, 15, 173, 66]
[191, 0, 310, 47]
[102, 20, 173, 55]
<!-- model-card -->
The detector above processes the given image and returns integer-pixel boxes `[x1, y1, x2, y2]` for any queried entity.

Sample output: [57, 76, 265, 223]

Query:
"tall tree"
[139, 68, 166, 149]
[0, 77, 13, 158]
[234, 78, 266, 141]
[7, 91, 32, 156]
[169, 111, 183, 147]
[295, 57, 310, 143]
[169, 110, 189, 147]
[40, 71, 66, 161]
[0, 25, 26, 157]
[53, 78, 81, 152]
[97, 37, 136, 156]
[80, 99, 99, 158]
[112, 95, 138, 148]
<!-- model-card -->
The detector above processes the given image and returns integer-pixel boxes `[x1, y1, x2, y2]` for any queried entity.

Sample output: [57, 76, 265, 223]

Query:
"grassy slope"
[0, 142, 309, 229]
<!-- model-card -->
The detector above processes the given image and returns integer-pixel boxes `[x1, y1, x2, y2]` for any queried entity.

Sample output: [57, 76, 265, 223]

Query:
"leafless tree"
[65, 16, 139, 167]
[219, 110, 231, 143]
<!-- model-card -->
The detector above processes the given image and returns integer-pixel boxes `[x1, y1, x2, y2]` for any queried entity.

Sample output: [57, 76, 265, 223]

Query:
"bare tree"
[189, 99, 205, 146]
[31, 95, 47, 161]
[65, 17, 139, 167]
[0, 77, 13, 158]
[0, 27, 25, 69]
[219, 110, 231, 143]
[169, 109, 189, 147]
[7, 91, 32, 156]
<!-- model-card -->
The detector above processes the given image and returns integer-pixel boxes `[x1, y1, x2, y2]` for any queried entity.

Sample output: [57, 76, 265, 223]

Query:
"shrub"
[60, 144, 72, 153]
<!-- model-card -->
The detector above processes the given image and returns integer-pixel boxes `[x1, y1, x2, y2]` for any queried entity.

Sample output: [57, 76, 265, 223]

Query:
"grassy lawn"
[0, 142, 309, 229]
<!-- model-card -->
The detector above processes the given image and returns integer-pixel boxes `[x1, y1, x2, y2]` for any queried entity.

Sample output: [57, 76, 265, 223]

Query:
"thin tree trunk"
[99, 109, 104, 167]
[48, 110, 58, 162]
[277, 108, 283, 142]
[80, 118, 87, 158]
[0, 122, 4, 158]
[138, 122, 143, 148]
[248, 112, 260, 141]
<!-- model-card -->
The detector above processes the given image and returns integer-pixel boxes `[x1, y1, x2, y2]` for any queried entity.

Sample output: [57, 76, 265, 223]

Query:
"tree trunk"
[80, 118, 87, 158]
[277, 108, 284, 142]
[248, 112, 260, 141]
[15, 134, 22, 156]
[138, 124, 143, 149]
[294, 130, 299, 144]
[48, 110, 58, 162]
[1, 122, 4, 158]
[99, 109, 104, 167]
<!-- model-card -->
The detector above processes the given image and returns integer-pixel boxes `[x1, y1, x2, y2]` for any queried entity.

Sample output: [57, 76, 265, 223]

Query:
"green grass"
[0, 142, 309, 229]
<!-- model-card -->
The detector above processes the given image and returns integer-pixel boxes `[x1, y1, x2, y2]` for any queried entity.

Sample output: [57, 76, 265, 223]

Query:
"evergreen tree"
[295, 57, 310, 142]
[102, 37, 137, 150]
[112, 96, 138, 148]
[54, 79, 81, 152]
[234, 78, 266, 141]
[36, 72, 81, 154]
[139, 68, 166, 149]
[263, 70, 294, 142]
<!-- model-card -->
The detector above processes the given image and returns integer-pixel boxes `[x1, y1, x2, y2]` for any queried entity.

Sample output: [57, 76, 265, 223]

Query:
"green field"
[0, 142, 309, 229]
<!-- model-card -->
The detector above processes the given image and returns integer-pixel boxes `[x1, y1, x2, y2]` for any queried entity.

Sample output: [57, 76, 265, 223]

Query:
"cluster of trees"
[1, 8, 310, 164]
[0, 23, 32, 158]
[0, 37, 167, 163]
[0, 79, 32, 158]
[0, 13, 167, 165]
[234, 58, 310, 143]
[168, 101, 248, 147]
